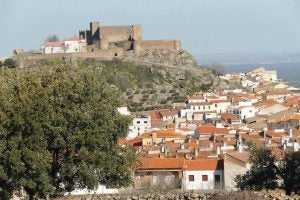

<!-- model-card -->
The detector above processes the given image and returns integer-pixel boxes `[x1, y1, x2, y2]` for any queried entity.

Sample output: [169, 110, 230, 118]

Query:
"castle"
[42, 21, 181, 58]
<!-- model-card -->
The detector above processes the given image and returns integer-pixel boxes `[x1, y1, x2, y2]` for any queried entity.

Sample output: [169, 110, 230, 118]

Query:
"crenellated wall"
[80, 22, 181, 54]
[135, 40, 181, 54]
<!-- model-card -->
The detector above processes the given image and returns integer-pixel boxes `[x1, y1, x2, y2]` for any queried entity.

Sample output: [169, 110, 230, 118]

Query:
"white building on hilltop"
[42, 36, 86, 54]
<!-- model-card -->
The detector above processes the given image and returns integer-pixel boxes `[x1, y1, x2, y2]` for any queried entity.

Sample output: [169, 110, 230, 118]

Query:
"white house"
[42, 36, 86, 54]
[227, 106, 257, 120]
[183, 159, 224, 190]
[128, 115, 151, 138]
[256, 104, 289, 116]
[42, 41, 65, 54]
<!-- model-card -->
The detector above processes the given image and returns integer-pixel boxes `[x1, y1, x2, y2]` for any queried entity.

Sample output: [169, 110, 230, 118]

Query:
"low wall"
[138, 40, 181, 51]
[58, 190, 299, 200]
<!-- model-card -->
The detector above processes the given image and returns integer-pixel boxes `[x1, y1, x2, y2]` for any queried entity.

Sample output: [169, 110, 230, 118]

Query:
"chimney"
[180, 143, 185, 150]
[223, 142, 227, 154]
[217, 146, 221, 156]
[194, 148, 199, 157]
[289, 128, 293, 138]
[161, 146, 165, 153]
[238, 143, 243, 153]
[164, 147, 168, 157]
[196, 139, 199, 145]
[209, 143, 213, 148]
[152, 132, 157, 145]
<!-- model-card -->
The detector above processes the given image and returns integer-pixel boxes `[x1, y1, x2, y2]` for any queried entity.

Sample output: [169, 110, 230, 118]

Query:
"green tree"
[0, 64, 135, 199]
[0, 60, 2, 67]
[45, 34, 60, 42]
[277, 151, 300, 195]
[3, 58, 16, 68]
[235, 146, 278, 190]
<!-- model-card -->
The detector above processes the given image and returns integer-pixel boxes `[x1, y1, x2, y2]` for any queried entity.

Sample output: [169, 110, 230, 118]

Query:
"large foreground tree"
[0, 63, 135, 199]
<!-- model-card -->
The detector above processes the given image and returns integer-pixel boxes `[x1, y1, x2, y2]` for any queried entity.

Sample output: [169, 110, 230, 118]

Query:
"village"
[4, 21, 300, 197]
[76, 66, 300, 196]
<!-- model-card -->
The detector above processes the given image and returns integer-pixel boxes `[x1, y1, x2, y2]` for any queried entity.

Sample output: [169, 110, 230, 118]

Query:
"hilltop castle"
[42, 21, 181, 58]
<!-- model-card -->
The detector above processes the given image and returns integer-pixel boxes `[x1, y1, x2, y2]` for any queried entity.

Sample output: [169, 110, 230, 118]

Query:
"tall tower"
[89, 22, 100, 44]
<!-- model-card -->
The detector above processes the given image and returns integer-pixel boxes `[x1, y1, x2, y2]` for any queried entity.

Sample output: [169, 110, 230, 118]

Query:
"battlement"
[79, 22, 180, 54]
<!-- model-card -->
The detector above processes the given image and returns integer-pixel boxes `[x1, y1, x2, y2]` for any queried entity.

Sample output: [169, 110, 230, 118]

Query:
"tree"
[277, 151, 300, 195]
[0, 64, 135, 199]
[0, 60, 2, 67]
[3, 58, 16, 68]
[45, 34, 60, 42]
[235, 146, 278, 191]
[235, 145, 300, 195]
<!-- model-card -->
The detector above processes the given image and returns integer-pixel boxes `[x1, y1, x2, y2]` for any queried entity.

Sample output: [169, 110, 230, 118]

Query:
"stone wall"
[16, 48, 125, 68]
[59, 190, 300, 200]
[100, 25, 142, 43]
[136, 40, 181, 53]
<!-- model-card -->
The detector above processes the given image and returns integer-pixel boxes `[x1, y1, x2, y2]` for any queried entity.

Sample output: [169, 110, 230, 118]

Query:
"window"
[202, 175, 208, 181]
[189, 175, 194, 182]
[137, 121, 140, 124]
[144, 121, 148, 124]
[215, 104, 217, 108]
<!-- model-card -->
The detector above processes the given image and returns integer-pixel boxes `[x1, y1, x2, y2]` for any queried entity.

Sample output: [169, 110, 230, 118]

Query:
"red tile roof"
[266, 130, 288, 138]
[184, 159, 223, 170]
[137, 158, 224, 171]
[138, 158, 184, 170]
[197, 125, 228, 135]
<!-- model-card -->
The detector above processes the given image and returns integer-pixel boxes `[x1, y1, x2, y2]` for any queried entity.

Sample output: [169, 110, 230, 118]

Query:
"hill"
[11, 46, 232, 112]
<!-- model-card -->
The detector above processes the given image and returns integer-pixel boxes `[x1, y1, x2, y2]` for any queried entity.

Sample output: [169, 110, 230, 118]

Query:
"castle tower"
[90, 22, 100, 44]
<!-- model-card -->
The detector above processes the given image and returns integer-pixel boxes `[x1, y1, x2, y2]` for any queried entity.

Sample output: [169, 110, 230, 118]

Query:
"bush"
[0, 61, 2, 67]
[3, 58, 16, 68]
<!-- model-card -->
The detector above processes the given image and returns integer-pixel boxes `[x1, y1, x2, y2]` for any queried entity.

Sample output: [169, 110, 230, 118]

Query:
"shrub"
[3, 58, 16, 68]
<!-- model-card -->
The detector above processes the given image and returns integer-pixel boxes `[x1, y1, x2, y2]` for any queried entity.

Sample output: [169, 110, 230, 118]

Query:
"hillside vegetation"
[37, 58, 228, 112]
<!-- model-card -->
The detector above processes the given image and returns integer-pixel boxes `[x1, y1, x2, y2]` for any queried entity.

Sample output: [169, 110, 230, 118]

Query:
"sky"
[1, 0, 300, 61]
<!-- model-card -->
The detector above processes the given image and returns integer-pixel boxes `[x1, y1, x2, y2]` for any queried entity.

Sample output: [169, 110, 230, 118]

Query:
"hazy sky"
[1, 0, 300, 59]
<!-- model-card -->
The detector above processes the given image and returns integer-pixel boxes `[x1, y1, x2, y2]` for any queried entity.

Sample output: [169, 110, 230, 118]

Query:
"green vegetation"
[235, 145, 300, 195]
[3, 58, 16, 68]
[0, 60, 2, 67]
[0, 64, 135, 199]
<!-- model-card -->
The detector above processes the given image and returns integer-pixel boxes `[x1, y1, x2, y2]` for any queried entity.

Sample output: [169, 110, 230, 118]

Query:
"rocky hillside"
[127, 49, 199, 68]
[76, 58, 229, 112]
[13, 49, 231, 112]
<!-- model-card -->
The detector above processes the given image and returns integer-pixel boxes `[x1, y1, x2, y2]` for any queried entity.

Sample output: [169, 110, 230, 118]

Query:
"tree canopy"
[235, 146, 278, 191]
[235, 145, 300, 195]
[45, 34, 60, 42]
[3, 58, 16, 68]
[0, 63, 135, 199]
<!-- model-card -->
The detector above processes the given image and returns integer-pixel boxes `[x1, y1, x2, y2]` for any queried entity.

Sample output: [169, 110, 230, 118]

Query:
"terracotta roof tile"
[184, 159, 223, 170]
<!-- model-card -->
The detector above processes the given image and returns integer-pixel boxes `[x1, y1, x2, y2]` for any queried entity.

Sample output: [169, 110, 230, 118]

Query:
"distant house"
[128, 115, 151, 138]
[223, 152, 250, 191]
[183, 159, 224, 190]
[134, 158, 184, 190]
[42, 36, 86, 54]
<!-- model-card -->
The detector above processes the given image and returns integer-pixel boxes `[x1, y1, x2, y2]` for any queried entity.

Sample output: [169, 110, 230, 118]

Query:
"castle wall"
[138, 40, 181, 51]
[19, 48, 125, 67]
[100, 25, 142, 43]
